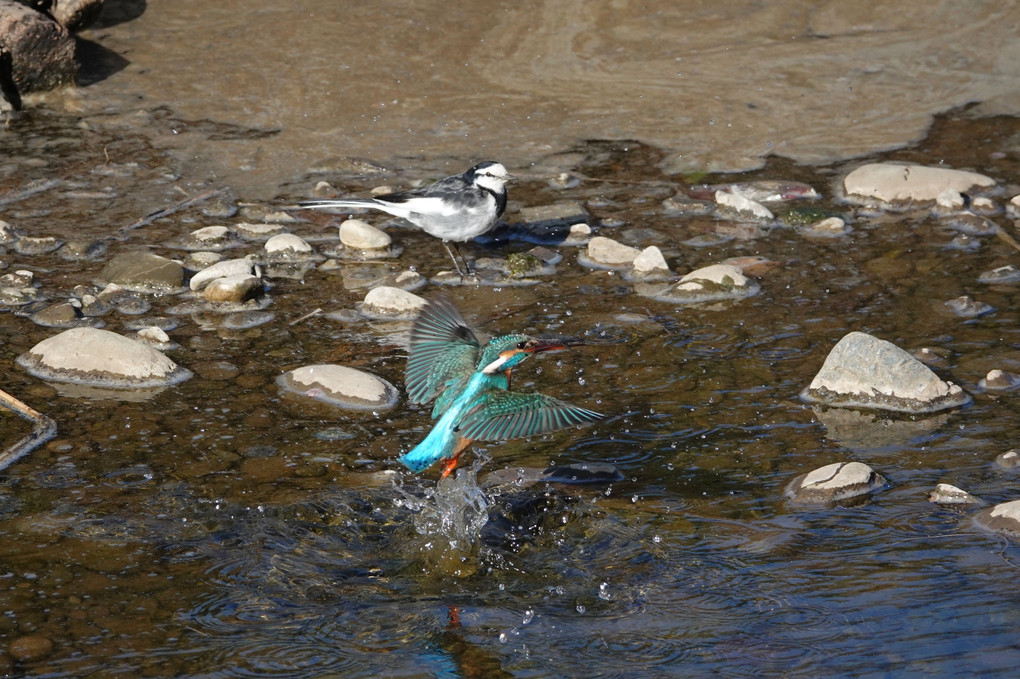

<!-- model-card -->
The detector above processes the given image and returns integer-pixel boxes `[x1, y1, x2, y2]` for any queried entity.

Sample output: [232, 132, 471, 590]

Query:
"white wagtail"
[299, 161, 515, 275]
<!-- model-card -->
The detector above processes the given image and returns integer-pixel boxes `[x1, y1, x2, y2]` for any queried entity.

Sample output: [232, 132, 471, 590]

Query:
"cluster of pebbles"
[3, 160, 1020, 535]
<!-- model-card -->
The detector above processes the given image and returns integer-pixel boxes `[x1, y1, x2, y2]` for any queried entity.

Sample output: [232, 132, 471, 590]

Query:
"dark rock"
[0, 0, 76, 93]
[99, 252, 185, 292]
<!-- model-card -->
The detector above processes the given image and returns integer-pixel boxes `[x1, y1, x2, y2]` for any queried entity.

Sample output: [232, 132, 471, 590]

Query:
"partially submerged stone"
[339, 219, 392, 250]
[278, 364, 399, 411]
[17, 327, 192, 388]
[978, 369, 1020, 391]
[928, 483, 981, 505]
[714, 189, 774, 221]
[784, 461, 887, 504]
[972, 499, 1020, 538]
[843, 163, 995, 206]
[637, 263, 760, 304]
[360, 286, 427, 320]
[202, 274, 264, 303]
[189, 256, 258, 292]
[264, 233, 313, 255]
[582, 236, 641, 268]
[800, 331, 971, 413]
[629, 246, 671, 279]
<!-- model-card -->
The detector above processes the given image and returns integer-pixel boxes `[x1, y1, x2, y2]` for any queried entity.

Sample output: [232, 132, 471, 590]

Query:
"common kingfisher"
[398, 296, 604, 477]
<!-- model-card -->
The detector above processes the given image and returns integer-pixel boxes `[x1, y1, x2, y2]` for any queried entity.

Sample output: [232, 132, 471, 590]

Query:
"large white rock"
[843, 163, 995, 205]
[800, 331, 971, 413]
[16, 327, 192, 388]
[278, 364, 399, 411]
[784, 461, 887, 503]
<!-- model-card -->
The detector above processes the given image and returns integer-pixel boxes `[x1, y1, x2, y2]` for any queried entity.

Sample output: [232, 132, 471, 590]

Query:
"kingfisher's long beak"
[528, 337, 582, 354]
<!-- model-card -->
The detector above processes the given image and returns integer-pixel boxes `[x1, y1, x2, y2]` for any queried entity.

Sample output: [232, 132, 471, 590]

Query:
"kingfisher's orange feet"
[439, 453, 462, 478]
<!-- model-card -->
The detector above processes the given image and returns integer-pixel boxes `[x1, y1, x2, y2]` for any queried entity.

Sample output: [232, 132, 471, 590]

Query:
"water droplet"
[576, 604, 586, 614]
[653, 534, 662, 543]
[499, 632, 508, 643]
[522, 609, 535, 625]
[578, 377, 587, 386]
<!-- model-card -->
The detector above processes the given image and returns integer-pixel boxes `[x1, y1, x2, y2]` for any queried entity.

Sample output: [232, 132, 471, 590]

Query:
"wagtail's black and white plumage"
[299, 161, 514, 275]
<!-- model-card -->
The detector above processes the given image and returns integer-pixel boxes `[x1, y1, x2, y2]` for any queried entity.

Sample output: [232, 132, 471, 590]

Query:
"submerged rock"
[278, 364, 399, 411]
[784, 461, 887, 504]
[800, 216, 852, 239]
[17, 327, 192, 388]
[843, 163, 995, 206]
[972, 499, 1020, 538]
[994, 449, 1019, 470]
[943, 295, 994, 318]
[928, 483, 981, 505]
[14, 236, 64, 255]
[99, 252, 185, 292]
[978, 264, 1020, 284]
[800, 331, 971, 413]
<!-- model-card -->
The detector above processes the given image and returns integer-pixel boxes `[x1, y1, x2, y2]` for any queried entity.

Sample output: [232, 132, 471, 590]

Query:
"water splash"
[393, 458, 492, 578]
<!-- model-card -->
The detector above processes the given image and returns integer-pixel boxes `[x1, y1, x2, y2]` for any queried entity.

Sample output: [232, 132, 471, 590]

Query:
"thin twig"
[119, 187, 229, 234]
[289, 307, 323, 326]
[0, 388, 57, 473]
[995, 226, 1020, 255]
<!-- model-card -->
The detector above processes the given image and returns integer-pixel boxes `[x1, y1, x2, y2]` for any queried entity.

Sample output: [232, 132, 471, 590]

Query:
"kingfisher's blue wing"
[455, 392, 604, 442]
[405, 296, 480, 406]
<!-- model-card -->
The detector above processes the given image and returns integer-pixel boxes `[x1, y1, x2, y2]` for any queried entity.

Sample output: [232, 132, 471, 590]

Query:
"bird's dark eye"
[516, 340, 528, 350]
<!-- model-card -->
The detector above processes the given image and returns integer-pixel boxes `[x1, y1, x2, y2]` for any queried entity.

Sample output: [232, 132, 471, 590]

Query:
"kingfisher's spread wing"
[455, 391, 603, 442]
[405, 296, 481, 406]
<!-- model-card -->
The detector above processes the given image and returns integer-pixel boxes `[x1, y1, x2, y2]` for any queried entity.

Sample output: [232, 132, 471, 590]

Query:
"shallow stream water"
[1, 1, 1020, 677]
